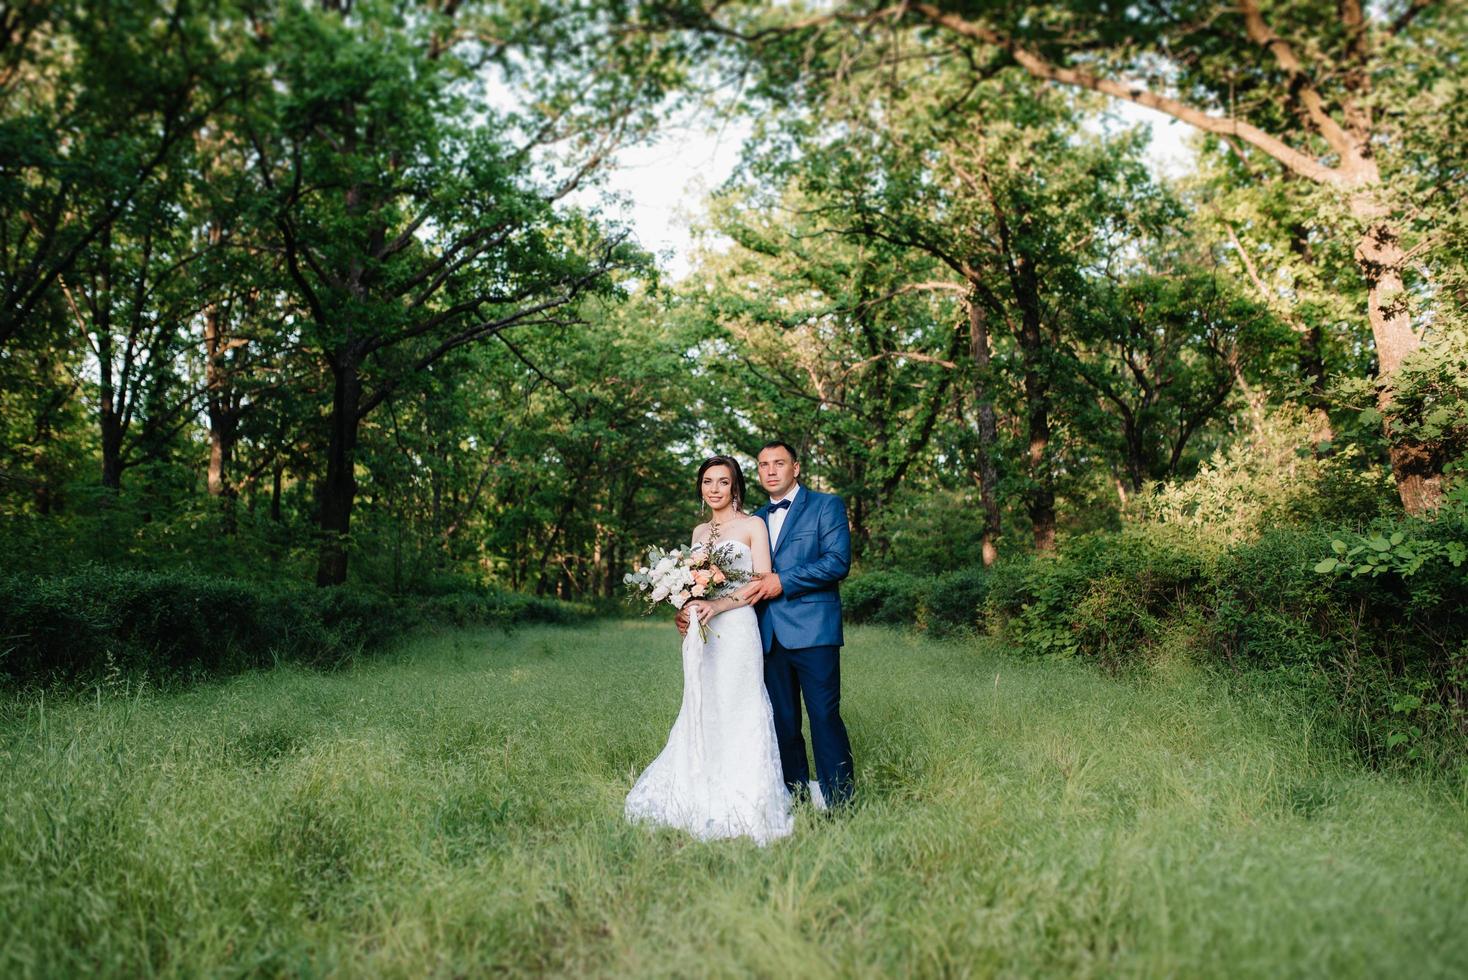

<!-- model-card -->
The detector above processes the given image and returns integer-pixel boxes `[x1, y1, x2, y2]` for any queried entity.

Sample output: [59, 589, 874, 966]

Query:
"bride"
[624, 455, 794, 845]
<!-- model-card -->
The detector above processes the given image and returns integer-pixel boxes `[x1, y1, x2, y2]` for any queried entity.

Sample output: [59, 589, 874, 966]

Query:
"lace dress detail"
[625, 540, 794, 845]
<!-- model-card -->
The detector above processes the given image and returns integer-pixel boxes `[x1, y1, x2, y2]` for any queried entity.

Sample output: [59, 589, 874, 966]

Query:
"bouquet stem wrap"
[681, 605, 706, 769]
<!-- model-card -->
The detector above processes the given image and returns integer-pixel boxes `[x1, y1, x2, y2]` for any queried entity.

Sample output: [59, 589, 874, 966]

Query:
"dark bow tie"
[768, 499, 792, 512]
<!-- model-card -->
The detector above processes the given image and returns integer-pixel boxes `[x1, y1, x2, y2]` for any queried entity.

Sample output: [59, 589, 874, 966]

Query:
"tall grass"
[1, 621, 1465, 977]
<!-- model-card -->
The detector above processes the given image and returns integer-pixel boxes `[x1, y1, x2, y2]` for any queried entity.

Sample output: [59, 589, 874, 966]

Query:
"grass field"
[2, 620, 1466, 978]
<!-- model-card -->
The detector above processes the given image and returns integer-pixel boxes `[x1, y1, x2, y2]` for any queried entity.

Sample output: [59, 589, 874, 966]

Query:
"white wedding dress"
[625, 540, 794, 845]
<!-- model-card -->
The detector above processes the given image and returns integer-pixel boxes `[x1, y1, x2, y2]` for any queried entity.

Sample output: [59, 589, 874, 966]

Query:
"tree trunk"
[205, 408, 239, 535]
[316, 353, 362, 586]
[1350, 201, 1439, 513]
[849, 491, 870, 561]
[31, 399, 56, 514]
[1010, 258, 1055, 551]
[591, 530, 604, 598]
[1287, 221, 1331, 419]
[271, 464, 284, 523]
[202, 217, 238, 503]
[966, 292, 1001, 566]
[207, 430, 234, 498]
[32, 446, 53, 514]
[99, 368, 125, 492]
[1300, 324, 1329, 402]
[431, 461, 443, 564]
[392, 504, 403, 594]
[986, 178, 1056, 552]
[534, 496, 576, 596]
[95, 256, 124, 491]
[203, 303, 240, 504]
[604, 537, 618, 600]
[1124, 423, 1147, 495]
[1020, 342, 1054, 548]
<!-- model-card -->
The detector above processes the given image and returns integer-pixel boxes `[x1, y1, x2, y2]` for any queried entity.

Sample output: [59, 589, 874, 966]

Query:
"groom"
[739, 440, 856, 808]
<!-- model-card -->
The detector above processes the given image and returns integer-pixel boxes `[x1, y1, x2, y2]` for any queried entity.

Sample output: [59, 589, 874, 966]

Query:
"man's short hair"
[758, 440, 799, 463]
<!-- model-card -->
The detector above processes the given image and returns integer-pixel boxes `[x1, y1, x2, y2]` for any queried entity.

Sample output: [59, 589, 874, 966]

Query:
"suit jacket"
[753, 488, 851, 652]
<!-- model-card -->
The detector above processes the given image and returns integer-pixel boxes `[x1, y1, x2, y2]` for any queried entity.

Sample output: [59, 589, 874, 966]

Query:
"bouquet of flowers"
[624, 537, 754, 637]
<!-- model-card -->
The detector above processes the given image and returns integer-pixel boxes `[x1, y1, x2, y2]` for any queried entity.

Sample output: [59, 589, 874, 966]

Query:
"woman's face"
[701, 464, 736, 511]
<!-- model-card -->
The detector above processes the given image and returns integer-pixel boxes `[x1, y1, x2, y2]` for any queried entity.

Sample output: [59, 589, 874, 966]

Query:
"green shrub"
[416, 588, 592, 629]
[1143, 407, 1395, 544]
[0, 567, 595, 687]
[847, 490, 1466, 771]
[1210, 529, 1342, 670]
[921, 568, 988, 637]
[1302, 488, 1468, 765]
[842, 571, 923, 626]
[982, 529, 1206, 668]
[974, 513, 1468, 770]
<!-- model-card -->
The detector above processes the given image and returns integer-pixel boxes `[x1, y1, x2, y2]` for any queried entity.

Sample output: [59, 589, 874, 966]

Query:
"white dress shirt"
[767, 483, 801, 550]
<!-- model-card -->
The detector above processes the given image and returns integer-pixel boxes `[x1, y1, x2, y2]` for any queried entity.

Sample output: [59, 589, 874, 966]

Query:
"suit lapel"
[773, 489, 811, 557]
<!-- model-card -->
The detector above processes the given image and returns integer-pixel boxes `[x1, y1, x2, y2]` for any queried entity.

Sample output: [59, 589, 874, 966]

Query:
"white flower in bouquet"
[624, 537, 758, 635]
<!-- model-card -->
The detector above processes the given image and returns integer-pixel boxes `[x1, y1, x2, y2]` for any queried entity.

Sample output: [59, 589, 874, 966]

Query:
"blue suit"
[754, 487, 856, 806]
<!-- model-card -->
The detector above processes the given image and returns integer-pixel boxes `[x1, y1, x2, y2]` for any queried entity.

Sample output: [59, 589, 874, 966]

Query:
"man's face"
[757, 446, 800, 499]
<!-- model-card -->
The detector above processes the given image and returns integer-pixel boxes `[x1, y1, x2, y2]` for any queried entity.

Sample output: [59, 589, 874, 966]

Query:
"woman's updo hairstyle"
[695, 455, 747, 514]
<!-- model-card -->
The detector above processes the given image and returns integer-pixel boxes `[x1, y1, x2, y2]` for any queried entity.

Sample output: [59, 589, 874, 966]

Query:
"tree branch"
[1236, 0, 1355, 158]
[903, 2, 1349, 186]
[1390, 0, 1434, 34]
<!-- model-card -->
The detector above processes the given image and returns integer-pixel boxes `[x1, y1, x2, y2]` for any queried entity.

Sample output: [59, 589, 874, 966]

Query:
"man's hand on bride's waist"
[737, 573, 783, 604]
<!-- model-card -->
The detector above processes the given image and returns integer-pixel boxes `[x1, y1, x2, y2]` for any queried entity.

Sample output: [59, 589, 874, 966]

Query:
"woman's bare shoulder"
[733, 514, 767, 539]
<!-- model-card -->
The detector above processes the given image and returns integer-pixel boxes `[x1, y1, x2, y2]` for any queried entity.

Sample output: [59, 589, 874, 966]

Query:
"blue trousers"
[763, 636, 855, 806]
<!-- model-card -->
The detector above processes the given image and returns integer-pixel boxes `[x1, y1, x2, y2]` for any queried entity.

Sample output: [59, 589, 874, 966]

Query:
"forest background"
[2, 0, 1467, 773]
